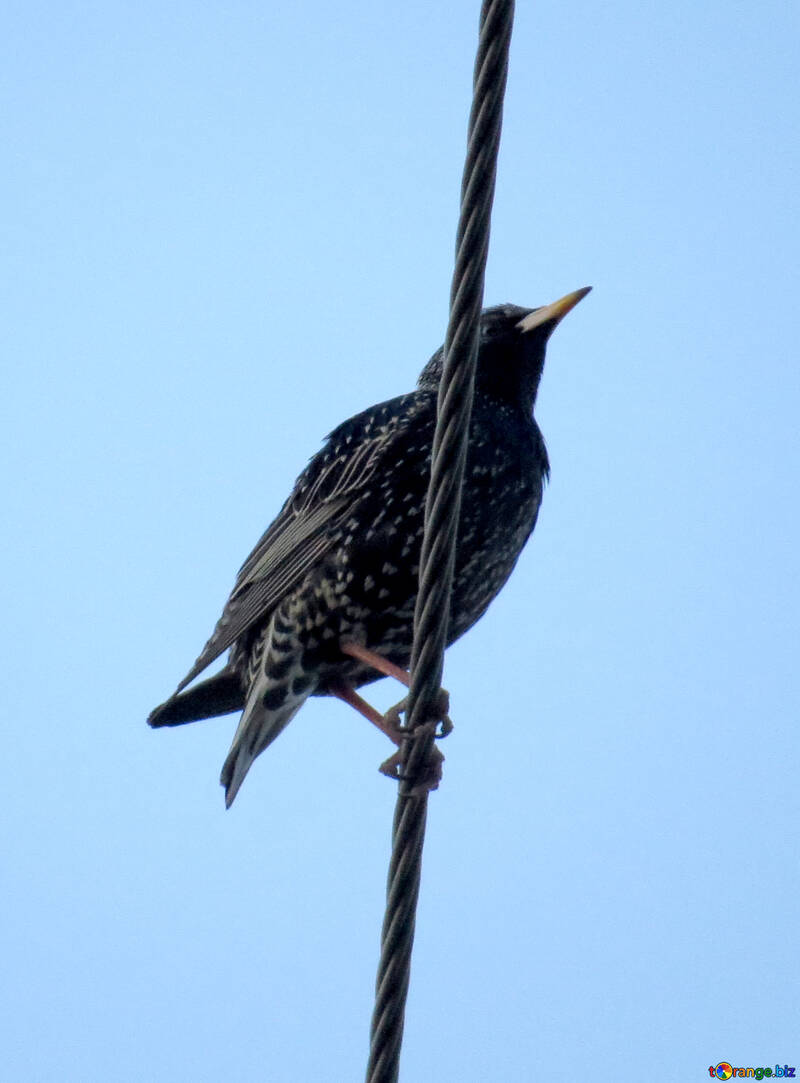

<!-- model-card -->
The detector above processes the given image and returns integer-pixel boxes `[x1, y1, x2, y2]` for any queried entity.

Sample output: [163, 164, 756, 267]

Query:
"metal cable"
[365, 3, 515, 1080]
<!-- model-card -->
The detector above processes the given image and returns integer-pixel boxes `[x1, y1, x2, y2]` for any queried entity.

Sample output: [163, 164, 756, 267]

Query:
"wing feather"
[172, 391, 431, 694]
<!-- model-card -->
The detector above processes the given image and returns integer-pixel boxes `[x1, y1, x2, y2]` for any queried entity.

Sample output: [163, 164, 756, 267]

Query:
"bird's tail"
[219, 660, 314, 808]
[148, 669, 245, 727]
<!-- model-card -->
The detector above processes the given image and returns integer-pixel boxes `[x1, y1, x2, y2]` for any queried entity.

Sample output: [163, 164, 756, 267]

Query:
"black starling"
[148, 287, 591, 805]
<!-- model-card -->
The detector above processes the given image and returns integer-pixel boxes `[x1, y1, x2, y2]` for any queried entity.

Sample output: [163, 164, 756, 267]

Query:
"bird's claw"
[382, 688, 453, 740]
[378, 740, 445, 794]
[377, 688, 452, 792]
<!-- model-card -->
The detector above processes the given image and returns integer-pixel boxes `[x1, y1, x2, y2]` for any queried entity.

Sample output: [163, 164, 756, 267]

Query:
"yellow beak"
[516, 286, 592, 334]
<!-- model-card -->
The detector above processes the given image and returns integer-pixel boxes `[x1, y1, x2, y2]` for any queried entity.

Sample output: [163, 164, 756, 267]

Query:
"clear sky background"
[3, 3, 799, 1081]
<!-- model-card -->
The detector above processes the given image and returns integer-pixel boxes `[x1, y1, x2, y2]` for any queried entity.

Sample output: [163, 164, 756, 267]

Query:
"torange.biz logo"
[709, 1066, 796, 1080]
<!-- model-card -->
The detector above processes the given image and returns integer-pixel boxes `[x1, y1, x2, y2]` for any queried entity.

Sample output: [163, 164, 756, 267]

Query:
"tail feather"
[148, 670, 245, 728]
[220, 688, 308, 808]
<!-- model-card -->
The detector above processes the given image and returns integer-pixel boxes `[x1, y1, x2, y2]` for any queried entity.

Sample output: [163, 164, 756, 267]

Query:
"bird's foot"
[382, 688, 453, 738]
[377, 690, 453, 793]
[378, 740, 444, 793]
[330, 665, 452, 792]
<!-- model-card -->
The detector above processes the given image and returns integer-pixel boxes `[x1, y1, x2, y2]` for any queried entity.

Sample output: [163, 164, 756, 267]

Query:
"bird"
[148, 287, 591, 805]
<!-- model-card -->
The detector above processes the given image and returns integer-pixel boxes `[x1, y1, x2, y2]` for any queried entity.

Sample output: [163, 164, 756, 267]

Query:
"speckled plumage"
[148, 290, 590, 804]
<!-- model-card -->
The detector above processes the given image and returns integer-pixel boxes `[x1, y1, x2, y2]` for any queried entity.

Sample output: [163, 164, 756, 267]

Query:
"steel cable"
[365, 3, 515, 1080]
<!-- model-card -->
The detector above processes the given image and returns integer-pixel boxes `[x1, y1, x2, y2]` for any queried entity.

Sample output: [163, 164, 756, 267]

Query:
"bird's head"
[418, 286, 591, 414]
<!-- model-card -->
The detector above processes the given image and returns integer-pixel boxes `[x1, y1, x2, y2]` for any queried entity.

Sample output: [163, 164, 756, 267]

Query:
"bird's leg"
[339, 640, 411, 687]
[337, 640, 453, 790]
[329, 681, 404, 744]
[339, 639, 453, 734]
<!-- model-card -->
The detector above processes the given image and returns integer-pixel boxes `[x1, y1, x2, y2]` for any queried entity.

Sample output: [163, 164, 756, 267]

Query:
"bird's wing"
[173, 392, 431, 693]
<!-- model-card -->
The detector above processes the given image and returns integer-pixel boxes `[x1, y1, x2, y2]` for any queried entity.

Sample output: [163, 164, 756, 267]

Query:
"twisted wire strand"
[366, 3, 515, 1080]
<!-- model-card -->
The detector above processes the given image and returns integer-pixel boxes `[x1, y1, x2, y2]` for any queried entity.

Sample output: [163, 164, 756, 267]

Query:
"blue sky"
[3, 2, 799, 1080]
